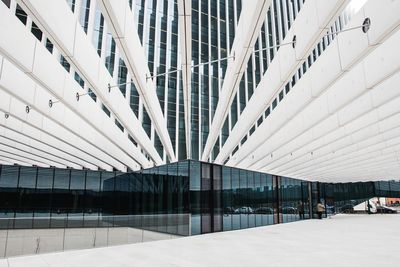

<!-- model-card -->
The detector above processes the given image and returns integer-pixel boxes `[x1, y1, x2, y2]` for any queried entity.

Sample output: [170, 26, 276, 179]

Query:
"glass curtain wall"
[1, 163, 400, 235]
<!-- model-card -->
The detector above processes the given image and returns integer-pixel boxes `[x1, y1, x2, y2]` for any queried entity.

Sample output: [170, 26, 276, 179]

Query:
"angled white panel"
[292, 0, 320, 60]
[201, 0, 272, 161]
[336, 9, 369, 70]
[232, 22, 400, 181]
[364, 29, 400, 89]
[98, 0, 176, 162]
[215, 0, 347, 164]
[177, 0, 192, 158]
[0, 126, 98, 169]
[0, 3, 35, 71]
[310, 39, 342, 97]
[18, 0, 162, 164]
[365, 0, 400, 45]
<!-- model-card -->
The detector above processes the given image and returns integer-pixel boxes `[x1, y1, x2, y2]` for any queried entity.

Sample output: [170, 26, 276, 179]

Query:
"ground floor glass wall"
[1, 162, 400, 236]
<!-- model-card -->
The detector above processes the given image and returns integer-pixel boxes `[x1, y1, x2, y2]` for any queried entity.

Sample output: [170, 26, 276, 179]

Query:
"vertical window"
[74, 72, 85, 88]
[130, 81, 139, 117]
[88, 88, 97, 101]
[92, 6, 104, 56]
[79, 0, 91, 33]
[1, 0, 11, 8]
[46, 38, 54, 53]
[105, 33, 116, 75]
[60, 55, 71, 72]
[115, 119, 124, 132]
[117, 59, 128, 97]
[15, 4, 27, 25]
[102, 104, 111, 117]
[66, 0, 76, 12]
[31, 22, 43, 41]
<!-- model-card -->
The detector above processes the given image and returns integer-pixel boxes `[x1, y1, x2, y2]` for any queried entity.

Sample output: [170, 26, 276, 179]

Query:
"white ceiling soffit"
[201, 0, 272, 161]
[0, 125, 99, 169]
[0, 70, 132, 171]
[16, 0, 163, 165]
[216, 0, 349, 164]
[0, 109, 113, 170]
[0, 5, 148, 171]
[0, 134, 82, 169]
[98, 0, 177, 162]
[0, 152, 47, 167]
[233, 1, 400, 182]
[177, 0, 192, 159]
[0, 141, 67, 168]
[0, 157, 30, 166]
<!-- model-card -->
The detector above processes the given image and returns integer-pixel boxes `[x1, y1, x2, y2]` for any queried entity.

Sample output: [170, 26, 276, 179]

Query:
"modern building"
[0, 0, 400, 258]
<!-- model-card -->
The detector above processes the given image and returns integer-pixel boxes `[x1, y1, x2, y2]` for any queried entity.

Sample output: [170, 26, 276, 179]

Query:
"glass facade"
[1, 162, 399, 236]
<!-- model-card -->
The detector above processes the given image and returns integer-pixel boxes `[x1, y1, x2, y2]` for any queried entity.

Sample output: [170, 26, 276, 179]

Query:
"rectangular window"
[88, 88, 97, 102]
[272, 98, 278, 109]
[257, 116, 263, 127]
[60, 55, 70, 72]
[265, 107, 271, 118]
[279, 90, 284, 101]
[1, 0, 10, 8]
[79, 0, 91, 33]
[66, 0, 76, 12]
[74, 72, 85, 88]
[249, 125, 256, 136]
[117, 59, 128, 97]
[15, 5, 27, 25]
[285, 83, 290, 94]
[105, 34, 116, 75]
[92, 6, 104, 56]
[128, 134, 137, 146]
[31, 22, 43, 41]
[102, 104, 110, 117]
[18, 167, 37, 188]
[46, 38, 54, 53]
[115, 119, 124, 132]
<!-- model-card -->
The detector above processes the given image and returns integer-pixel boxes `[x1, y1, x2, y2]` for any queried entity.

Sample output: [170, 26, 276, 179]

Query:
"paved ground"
[1, 214, 400, 267]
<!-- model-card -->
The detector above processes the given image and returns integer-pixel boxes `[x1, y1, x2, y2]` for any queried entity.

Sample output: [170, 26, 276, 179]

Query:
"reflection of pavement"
[6, 214, 399, 266]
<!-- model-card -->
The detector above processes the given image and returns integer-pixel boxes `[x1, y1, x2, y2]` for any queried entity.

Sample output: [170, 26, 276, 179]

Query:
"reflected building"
[0, 0, 400, 257]
[1, 162, 400, 236]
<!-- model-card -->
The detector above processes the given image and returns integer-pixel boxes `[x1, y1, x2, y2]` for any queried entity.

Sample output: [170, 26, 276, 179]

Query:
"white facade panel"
[336, 9, 369, 70]
[364, 0, 400, 45]
[0, 4, 35, 71]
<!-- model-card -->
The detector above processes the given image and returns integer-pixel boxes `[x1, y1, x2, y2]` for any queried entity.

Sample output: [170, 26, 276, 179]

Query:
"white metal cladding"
[97, 0, 177, 162]
[0, 2, 148, 171]
[16, 0, 163, 165]
[215, 0, 349, 165]
[0, 0, 399, 182]
[201, 0, 271, 162]
[177, 0, 192, 159]
[228, 0, 400, 182]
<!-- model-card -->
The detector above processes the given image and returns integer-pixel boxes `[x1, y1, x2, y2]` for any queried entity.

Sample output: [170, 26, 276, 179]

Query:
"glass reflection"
[0, 162, 399, 236]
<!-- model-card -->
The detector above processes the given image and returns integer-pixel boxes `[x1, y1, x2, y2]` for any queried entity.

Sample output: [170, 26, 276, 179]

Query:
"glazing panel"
[190, 161, 201, 235]
[248, 171, 256, 228]
[231, 168, 240, 230]
[222, 166, 232, 231]
[239, 169, 248, 229]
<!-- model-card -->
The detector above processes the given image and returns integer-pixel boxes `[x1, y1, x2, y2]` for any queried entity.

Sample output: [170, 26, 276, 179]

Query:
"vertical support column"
[308, 182, 312, 219]
[200, 162, 211, 234]
[213, 164, 222, 232]
[272, 175, 280, 224]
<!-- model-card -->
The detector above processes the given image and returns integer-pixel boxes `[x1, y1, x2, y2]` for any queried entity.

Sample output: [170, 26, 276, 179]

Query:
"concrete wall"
[0, 227, 180, 258]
